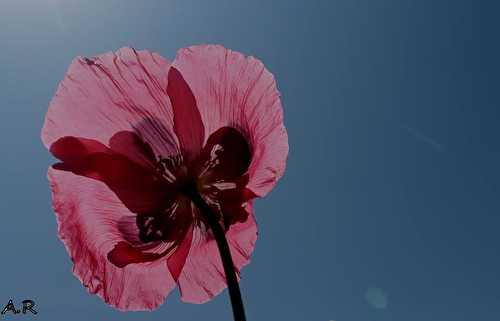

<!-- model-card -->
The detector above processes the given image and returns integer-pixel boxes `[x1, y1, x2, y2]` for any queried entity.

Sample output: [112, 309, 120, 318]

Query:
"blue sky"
[1, 1, 499, 320]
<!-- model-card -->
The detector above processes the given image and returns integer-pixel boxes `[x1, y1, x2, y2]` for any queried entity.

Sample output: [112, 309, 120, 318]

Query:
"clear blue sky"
[1, 1, 499, 320]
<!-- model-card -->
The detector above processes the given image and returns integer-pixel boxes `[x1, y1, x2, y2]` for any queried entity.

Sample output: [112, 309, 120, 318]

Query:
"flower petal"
[108, 130, 158, 169]
[50, 135, 167, 215]
[217, 175, 256, 229]
[48, 168, 176, 311]
[195, 126, 252, 182]
[167, 67, 205, 163]
[177, 203, 257, 303]
[107, 242, 164, 268]
[172, 45, 288, 196]
[167, 223, 193, 281]
[42, 47, 180, 158]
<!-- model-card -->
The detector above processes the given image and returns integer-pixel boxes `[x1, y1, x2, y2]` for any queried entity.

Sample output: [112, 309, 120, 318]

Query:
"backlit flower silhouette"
[41, 45, 288, 316]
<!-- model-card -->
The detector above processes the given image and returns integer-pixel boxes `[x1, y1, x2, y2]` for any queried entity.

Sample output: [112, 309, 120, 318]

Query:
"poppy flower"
[41, 45, 288, 312]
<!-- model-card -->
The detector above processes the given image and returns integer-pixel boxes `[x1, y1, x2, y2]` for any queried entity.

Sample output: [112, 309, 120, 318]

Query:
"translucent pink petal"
[42, 47, 180, 158]
[177, 203, 257, 303]
[172, 45, 289, 196]
[48, 168, 176, 311]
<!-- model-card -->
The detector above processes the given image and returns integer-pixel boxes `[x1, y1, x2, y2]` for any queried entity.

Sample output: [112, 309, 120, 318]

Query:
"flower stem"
[189, 191, 247, 321]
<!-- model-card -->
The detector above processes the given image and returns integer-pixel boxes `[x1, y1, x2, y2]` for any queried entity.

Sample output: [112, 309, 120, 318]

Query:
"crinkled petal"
[48, 168, 177, 311]
[177, 203, 257, 303]
[42, 47, 180, 158]
[172, 45, 288, 196]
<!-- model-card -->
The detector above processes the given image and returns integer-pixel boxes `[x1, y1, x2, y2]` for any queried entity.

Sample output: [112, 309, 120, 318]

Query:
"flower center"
[134, 125, 252, 245]
[156, 154, 186, 184]
[134, 155, 194, 244]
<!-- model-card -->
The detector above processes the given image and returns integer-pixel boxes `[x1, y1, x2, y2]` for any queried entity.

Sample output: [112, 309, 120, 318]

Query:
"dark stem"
[188, 189, 247, 321]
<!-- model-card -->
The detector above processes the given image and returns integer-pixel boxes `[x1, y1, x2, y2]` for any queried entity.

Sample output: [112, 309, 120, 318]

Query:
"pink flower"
[42, 45, 288, 311]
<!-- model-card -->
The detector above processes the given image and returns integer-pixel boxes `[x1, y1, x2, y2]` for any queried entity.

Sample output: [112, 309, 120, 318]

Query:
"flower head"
[42, 45, 288, 310]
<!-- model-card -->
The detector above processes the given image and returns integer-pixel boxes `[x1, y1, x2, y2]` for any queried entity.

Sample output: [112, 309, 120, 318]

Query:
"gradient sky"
[1, 1, 499, 320]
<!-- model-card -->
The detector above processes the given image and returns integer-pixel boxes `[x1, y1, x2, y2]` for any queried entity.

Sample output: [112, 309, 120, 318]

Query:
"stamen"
[142, 216, 154, 228]
[212, 181, 237, 190]
[202, 191, 222, 213]
[165, 202, 179, 219]
[210, 144, 224, 159]
[199, 144, 224, 177]
[156, 154, 184, 183]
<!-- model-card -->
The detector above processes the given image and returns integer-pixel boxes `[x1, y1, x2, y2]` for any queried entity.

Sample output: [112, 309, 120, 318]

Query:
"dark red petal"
[50, 136, 111, 161]
[196, 126, 252, 182]
[108, 131, 158, 169]
[219, 195, 256, 229]
[167, 67, 205, 163]
[215, 175, 256, 228]
[107, 242, 163, 268]
[50, 136, 167, 214]
[167, 223, 194, 281]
